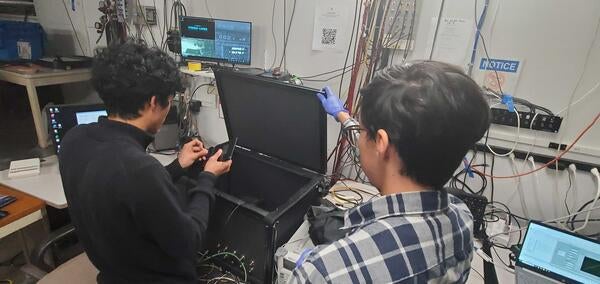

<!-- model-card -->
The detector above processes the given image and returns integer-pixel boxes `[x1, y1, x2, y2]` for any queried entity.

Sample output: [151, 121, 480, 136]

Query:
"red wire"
[332, 1, 371, 182]
[472, 112, 599, 179]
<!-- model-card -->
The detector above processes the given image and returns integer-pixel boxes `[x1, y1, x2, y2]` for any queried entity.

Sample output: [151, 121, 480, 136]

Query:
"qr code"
[321, 28, 337, 45]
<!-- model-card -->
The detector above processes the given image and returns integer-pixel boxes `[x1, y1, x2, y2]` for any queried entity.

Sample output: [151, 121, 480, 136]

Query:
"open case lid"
[214, 70, 327, 174]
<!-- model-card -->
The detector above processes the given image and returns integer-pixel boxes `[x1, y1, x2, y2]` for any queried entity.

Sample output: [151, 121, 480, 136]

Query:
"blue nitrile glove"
[316, 86, 348, 118]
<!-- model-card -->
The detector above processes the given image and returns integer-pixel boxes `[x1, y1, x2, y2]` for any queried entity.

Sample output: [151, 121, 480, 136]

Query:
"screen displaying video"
[181, 17, 251, 65]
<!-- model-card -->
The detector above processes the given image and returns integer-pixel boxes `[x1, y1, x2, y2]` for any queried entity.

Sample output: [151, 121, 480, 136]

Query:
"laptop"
[47, 104, 107, 153]
[516, 221, 600, 284]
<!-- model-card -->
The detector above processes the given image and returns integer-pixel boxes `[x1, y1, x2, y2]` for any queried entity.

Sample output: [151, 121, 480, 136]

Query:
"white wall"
[410, 0, 600, 235]
[187, 0, 600, 235]
[185, 0, 357, 157]
[31, 0, 600, 234]
[32, 0, 101, 105]
[406, 0, 600, 165]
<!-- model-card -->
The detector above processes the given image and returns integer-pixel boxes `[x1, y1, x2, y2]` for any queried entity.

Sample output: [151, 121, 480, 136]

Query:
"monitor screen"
[75, 110, 107, 125]
[181, 16, 252, 65]
[518, 221, 600, 283]
[47, 104, 106, 153]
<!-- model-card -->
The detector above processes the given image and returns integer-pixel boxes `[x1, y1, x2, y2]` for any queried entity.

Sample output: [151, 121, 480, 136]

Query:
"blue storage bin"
[0, 20, 44, 61]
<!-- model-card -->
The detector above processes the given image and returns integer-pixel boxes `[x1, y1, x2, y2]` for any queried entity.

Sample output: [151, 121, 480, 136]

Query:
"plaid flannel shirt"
[289, 190, 474, 283]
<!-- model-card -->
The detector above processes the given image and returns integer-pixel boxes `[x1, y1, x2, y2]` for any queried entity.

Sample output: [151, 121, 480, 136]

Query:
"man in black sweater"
[58, 42, 232, 283]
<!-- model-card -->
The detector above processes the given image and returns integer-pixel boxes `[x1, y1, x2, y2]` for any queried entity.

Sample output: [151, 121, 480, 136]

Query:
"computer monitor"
[180, 16, 252, 65]
[47, 104, 106, 153]
[516, 221, 600, 284]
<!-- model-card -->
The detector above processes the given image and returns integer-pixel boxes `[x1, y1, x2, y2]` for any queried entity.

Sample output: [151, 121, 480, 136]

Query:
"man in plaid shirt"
[291, 61, 490, 283]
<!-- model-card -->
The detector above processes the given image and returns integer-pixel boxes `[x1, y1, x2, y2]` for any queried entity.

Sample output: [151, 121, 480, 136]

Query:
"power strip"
[490, 108, 562, 133]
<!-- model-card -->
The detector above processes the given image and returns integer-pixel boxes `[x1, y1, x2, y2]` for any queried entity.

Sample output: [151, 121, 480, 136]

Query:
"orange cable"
[472, 112, 599, 179]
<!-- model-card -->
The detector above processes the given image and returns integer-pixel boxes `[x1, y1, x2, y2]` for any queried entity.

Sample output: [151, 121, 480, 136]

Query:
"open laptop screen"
[517, 221, 600, 284]
[47, 104, 106, 153]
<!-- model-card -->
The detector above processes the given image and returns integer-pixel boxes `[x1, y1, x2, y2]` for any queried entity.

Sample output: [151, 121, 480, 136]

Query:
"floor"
[0, 254, 37, 284]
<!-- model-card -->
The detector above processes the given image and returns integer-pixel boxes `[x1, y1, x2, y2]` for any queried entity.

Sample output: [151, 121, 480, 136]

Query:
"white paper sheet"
[312, 0, 352, 51]
[424, 17, 474, 66]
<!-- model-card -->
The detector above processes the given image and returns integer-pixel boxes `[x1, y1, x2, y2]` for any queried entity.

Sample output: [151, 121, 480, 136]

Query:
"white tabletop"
[0, 153, 177, 209]
[0, 155, 65, 208]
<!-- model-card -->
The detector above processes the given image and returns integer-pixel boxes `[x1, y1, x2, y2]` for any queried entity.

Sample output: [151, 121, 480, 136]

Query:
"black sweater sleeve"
[164, 159, 186, 181]
[128, 163, 215, 259]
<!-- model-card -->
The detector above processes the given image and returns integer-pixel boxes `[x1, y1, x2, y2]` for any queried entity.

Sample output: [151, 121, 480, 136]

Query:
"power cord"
[508, 153, 529, 219]
[572, 168, 600, 233]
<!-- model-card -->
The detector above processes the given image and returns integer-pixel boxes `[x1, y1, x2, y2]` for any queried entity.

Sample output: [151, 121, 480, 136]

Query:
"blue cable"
[295, 248, 313, 268]
[468, 0, 489, 76]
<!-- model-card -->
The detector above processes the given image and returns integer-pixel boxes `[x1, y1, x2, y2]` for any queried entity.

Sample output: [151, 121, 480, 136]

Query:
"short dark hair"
[359, 61, 490, 188]
[91, 41, 183, 119]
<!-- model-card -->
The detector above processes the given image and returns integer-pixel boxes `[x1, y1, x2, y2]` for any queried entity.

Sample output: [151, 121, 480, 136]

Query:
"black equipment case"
[207, 70, 327, 283]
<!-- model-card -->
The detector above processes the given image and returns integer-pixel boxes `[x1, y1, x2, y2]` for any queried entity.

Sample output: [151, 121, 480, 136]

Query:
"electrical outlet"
[490, 107, 563, 133]
[548, 142, 567, 150]
[143, 6, 157, 25]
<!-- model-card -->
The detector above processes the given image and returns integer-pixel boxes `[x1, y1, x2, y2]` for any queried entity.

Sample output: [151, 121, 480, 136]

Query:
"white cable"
[486, 105, 521, 157]
[572, 168, 600, 232]
[558, 164, 577, 229]
[568, 164, 578, 223]
[553, 160, 567, 229]
[551, 18, 600, 218]
[528, 156, 545, 220]
[520, 113, 540, 169]
[509, 153, 529, 219]
[556, 81, 600, 116]
[488, 203, 600, 240]
[551, 17, 600, 214]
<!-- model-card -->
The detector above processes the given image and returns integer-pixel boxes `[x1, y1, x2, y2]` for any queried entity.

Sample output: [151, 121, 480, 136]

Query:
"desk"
[0, 154, 177, 209]
[0, 184, 45, 263]
[0, 184, 45, 238]
[0, 156, 66, 209]
[0, 67, 92, 148]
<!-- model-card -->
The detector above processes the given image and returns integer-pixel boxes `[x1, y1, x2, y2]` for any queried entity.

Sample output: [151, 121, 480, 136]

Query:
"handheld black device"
[187, 138, 238, 178]
[207, 137, 238, 161]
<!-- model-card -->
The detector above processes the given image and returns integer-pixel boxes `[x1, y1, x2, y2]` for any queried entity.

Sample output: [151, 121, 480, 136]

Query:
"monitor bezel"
[516, 220, 600, 284]
[180, 16, 252, 66]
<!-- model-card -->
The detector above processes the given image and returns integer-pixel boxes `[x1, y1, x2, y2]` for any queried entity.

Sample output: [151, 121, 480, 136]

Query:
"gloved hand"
[316, 86, 348, 118]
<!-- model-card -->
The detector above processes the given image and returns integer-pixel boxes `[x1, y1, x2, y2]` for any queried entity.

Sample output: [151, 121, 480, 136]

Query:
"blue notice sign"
[480, 58, 520, 73]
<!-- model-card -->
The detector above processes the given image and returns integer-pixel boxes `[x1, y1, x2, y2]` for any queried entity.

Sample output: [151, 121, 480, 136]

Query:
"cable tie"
[463, 157, 475, 178]
[501, 94, 515, 113]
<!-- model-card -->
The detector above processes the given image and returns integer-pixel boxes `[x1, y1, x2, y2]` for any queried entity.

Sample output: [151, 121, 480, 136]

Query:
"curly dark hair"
[359, 61, 491, 188]
[91, 41, 183, 119]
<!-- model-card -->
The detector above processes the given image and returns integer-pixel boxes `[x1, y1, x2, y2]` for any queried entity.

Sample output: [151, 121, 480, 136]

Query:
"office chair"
[30, 224, 98, 283]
